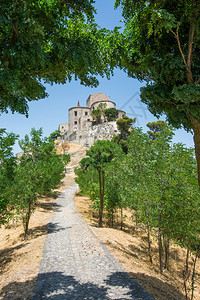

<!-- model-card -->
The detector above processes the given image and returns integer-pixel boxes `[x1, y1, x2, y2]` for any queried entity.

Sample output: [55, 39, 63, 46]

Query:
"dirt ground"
[0, 143, 84, 300]
[0, 142, 200, 300]
[0, 174, 75, 300]
[74, 193, 200, 300]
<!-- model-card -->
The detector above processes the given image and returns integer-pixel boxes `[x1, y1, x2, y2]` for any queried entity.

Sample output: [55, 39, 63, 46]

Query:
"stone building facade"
[59, 92, 126, 146]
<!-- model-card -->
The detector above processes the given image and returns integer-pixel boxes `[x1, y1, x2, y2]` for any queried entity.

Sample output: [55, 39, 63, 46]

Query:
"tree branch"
[4, 20, 19, 69]
[170, 24, 194, 84]
[187, 21, 195, 72]
[139, 71, 156, 82]
[187, 14, 196, 84]
[129, 63, 156, 82]
[169, 29, 176, 38]
[175, 24, 188, 69]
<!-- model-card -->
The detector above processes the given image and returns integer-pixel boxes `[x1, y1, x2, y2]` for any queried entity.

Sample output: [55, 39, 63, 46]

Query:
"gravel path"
[32, 184, 154, 300]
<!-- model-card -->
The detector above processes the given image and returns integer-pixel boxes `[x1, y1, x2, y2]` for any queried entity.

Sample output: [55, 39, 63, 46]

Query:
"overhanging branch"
[170, 24, 194, 84]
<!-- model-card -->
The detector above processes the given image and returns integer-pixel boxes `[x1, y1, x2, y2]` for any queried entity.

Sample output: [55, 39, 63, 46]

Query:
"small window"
[74, 121, 77, 125]
[79, 135, 82, 139]
[74, 111, 77, 116]
[62, 126, 64, 129]
[85, 111, 88, 116]
[87, 119, 90, 122]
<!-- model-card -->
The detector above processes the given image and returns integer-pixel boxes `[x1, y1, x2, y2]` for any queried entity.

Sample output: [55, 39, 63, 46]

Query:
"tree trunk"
[98, 168, 102, 227]
[183, 249, 190, 300]
[158, 227, 163, 274]
[185, 249, 190, 279]
[191, 250, 199, 300]
[135, 211, 138, 227]
[120, 206, 123, 230]
[190, 115, 200, 188]
[158, 213, 163, 274]
[98, 169, 104, 228]
[164, 237, 170, 271]
[111, 210, 114, 228]
[145, 209, 153, 263]
[24, 202, 31, 238]
[147, 224, 153, 264]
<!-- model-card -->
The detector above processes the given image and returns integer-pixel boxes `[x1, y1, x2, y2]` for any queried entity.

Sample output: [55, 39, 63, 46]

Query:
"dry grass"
[1, 141, 200, 300]
[0, 174, 75, 300]
[74, 192, 200, 300]
[0, 142, 84, 300]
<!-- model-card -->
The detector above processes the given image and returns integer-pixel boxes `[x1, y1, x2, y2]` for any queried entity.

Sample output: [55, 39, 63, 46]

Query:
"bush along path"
[32, 183, 154, 300]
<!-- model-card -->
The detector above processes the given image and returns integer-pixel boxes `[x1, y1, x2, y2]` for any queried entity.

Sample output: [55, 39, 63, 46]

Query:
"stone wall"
[118, 110, 126, 119]
[58, 92, 126, 147]
[86, 92, 110, 108]
[59, 123, 68, 135]
[68, 107, 91, 136]
[68, 121, 119, 146]
[91, 100, 116, 111]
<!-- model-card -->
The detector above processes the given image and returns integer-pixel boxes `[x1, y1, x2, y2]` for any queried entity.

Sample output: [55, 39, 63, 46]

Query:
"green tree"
[0, 129, 18, 225]
[125, 126, 157, 263]
[76, 149, 126, 228]
[74, 165, 100, 210]
[79, 140, 121, 227]
[113, 116, 136, 153]
[104, 159, 126, 228]
[125, 124, 200, 278]
[91, 103, 107, 124]
[147, 120, 168, 142]
[15, 128, 70, 237]
[104, 107, 119, 122]
[117, 116, 135, 140]
[114, 0, 200, 187]
[0, 0, 111, 116]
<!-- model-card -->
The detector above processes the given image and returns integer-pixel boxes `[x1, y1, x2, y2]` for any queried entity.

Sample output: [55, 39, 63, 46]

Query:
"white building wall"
[59, 92, 126, 146]
[118, 110, 126, 119]
[59, 123, 68, 135]
[86, 92, 110, 108]
[78, 121, 119, 146]
[68, 107, 91, 135]
[91, 100, 116, 111]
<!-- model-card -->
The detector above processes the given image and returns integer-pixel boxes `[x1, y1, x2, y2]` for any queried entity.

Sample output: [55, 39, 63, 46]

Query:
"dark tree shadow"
[128, 272, 185, 300]
[0, 277, 36, 300]
[110, 241, 147, 261]
[0, 223, 67, 273]
[18, 222, 66, 240]
[1, 273, 108, 300]
[105, 272, 154, 300]
[0, 243, 27, 274]
[47, 222, 68, 234]
[0, 271, 157, 300]
[170, 249, 186, 263]
[32, 272, 108, 300]
[36, 202, 62, 213]
[0, 270, 186, 300]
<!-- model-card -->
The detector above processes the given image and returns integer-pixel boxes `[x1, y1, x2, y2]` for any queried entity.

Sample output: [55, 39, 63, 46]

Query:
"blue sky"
[0, 0, 193, 153]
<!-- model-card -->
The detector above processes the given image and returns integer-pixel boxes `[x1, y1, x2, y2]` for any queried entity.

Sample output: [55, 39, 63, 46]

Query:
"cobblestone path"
[33, 184, 154, 300]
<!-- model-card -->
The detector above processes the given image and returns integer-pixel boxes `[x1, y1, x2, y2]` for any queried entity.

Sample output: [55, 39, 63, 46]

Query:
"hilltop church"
[58, 92, 126, 146]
